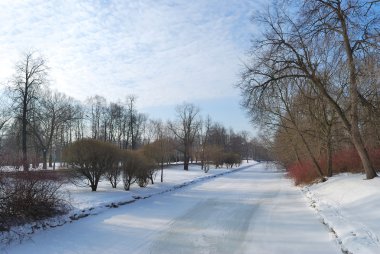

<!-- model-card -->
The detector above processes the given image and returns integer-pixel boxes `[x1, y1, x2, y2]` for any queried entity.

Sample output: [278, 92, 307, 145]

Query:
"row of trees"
[0, 52, 268, 174]
[63, 139, 156, 191]
[239, 0, 380, 183]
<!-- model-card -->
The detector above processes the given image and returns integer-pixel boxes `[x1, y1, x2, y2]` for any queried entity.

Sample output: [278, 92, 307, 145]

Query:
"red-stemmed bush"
[369, 148, 380, 170]
[331, 148, 362, 173]
[287, 160, 320, 185]
[287, 147, 380, 185]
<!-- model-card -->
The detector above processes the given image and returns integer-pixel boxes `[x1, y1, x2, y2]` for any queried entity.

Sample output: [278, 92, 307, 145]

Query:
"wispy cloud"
[0, 0, 264, 111]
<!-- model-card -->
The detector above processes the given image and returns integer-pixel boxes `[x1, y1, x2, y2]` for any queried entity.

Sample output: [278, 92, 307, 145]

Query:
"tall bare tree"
[199, 115, 212, 171]
[31, 90, 74, 169]
[87, 95, 107, 141]
[126, 95, 138, 150]
[143, 120, 175, 182]
[169, 103, 201, 170]
[10, 52, 48, 171]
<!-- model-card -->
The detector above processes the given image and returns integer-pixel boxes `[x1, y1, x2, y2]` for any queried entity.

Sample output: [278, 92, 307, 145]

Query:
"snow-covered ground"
[2, 162, 340, 254]
[5, 162, 378, 254]
[67, 163, 236, 210]
[303, 173, 380, 254]
[1, 162, 255, 245]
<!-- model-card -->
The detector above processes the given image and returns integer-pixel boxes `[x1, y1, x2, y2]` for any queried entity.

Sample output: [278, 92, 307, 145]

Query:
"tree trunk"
[300, 131, 324, 178]
[351, 131, 377, 179]
[49, 153, 53, 167]
[184, 146, 189, 170]
[339, 8, 377, 179]
[22, 99, 29, 171]
[124, 181, 131, 191]
[160, 161, 164, 182]
[326, 138, 333, 177]
[150, 175, 154, 185]
[184, 159, 189, 170]
[42, 149, 47, 170]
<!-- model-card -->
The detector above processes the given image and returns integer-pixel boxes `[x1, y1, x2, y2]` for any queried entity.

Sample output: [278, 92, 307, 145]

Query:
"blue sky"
[0, 0, 266, 135]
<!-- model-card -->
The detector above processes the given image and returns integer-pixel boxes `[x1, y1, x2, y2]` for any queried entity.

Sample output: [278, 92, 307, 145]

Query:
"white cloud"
[0, 0, 264, 111]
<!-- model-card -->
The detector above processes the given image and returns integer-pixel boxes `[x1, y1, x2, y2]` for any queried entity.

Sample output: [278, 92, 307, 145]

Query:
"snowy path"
[5, 163, 339, 254]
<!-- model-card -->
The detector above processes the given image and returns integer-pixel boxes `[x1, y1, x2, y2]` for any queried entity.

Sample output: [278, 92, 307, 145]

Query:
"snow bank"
[0, 161, 257, 245]
[303, 173, 380, 254]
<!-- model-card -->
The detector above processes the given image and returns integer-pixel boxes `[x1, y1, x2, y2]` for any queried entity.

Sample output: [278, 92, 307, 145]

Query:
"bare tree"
[240, 131, 251, 163]
[169, 103, 201, 170]
[199, 115, 212, 171]
[143, 120, 174, 182]
[0, 97, 13, 167]
[30, 90, 74, 169]
[87, 95, 107, 140]
[239, 0, 379, 179]
[126, 95, 137, 149]
[108, 102, 124, 146]
[10, 52, 48, 171]
[208, 123, 228, 149]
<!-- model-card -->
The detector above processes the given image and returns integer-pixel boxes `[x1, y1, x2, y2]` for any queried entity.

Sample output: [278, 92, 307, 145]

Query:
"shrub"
[331, 148, 362, 173]
[330, 148, 380, 174]
[120, 150, 138, 191]
[105, 160, 122, 188]
[136, 156, 156, 187]
[142, 140, 174, 182]
[287, 161, 320, 185]
[0, 171, 68, 231]
[223, 153, 241, 168]
[63, 139, 120, 191]
[207, 145, 225, 168]
[287, 148, 380, 185]
[120, 150, 156, 190]
[369, 148, 380, 169]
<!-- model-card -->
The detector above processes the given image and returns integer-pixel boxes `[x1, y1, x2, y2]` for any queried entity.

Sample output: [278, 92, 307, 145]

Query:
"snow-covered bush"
[63, 139, 120, 191]
[0, 171, 68, 231]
